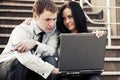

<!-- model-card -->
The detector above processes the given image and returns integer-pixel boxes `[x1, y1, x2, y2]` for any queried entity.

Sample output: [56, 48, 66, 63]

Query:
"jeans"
[6, 56, 57, 80]
[56, 74, 101, 80]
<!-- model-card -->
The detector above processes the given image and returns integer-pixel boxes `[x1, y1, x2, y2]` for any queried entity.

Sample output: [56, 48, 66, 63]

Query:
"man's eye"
[45, 18, 56, 21]
[45, 19, 50, 21]
[53, 18, 56, 21]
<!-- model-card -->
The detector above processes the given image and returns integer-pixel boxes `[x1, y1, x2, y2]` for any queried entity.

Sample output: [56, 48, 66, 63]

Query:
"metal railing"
[79, 0, 120, 48]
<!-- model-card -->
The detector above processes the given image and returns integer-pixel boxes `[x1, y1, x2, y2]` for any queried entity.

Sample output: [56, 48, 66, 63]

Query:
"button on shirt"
[1, 19, 58, 79]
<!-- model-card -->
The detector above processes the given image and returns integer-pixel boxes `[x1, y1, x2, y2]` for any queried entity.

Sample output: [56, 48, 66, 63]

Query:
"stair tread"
[0, 3, 62, 8]
[0, 41, 119, 49]
[102, 71, 120, 75]
[0, 24, 107, 29]
[88, 27, 107, 30]
[0, 16, 105, 22]
[8, 0, 34, 1]
[1, 9, 100, 14]
[0, 24, 16, 28]
[0, 45, 5, 48]
[106, 46, 120, 49]
[0, 9, 98, 14]
[105, 57, 120, 61]
[0, 3, 33, 7]
[0, 9, 32, 13]
[0, 34, 10, 37]
[2, 0, 79, 3]
[0, 16, 26, 20]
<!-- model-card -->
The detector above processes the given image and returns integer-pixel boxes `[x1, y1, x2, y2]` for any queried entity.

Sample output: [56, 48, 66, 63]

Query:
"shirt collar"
[31, 19, 56, 35]
[32, 19, 43, 35]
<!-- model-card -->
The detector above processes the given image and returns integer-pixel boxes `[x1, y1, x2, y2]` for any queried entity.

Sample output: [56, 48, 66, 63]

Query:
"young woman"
[56, 1, 102, 80]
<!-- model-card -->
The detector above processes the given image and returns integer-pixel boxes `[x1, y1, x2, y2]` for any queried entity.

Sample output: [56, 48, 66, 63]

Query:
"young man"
[1, 0, 59, 80]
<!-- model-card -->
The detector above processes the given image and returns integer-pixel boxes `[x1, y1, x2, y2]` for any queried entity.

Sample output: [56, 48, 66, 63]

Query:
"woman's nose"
[66, 18, 70, 23]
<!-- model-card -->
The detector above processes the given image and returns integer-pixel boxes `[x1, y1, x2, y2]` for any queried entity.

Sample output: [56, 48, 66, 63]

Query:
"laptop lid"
[58, 33, 107, 74]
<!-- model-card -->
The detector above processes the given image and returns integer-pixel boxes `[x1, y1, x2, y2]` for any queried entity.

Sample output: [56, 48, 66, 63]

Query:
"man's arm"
[22, 18, 58, 56]
[9, 24, 59, 78]
[35, 31, 58, 57]
[15, 51, 58, 79]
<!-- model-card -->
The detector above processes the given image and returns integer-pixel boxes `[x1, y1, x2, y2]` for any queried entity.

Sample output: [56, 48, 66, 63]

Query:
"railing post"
[80, 0, 83, 8]
[107, 0, 112, 47]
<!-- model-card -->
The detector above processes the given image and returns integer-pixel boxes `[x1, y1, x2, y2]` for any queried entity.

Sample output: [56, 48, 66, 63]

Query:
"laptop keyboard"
[59, 70, 103, 75]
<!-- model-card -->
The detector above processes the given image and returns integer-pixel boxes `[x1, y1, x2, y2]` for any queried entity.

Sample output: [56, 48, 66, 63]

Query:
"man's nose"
[49, 20, 55, 26]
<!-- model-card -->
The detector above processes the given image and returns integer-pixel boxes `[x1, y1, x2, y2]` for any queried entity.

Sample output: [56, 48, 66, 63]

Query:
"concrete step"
[0, 44, 120, 71]
[1, 0, 86, 5]
[0, 24, 107, 34]
[0, 16, 105, 28]
[2, 29, 120, 46]
[105, 46, 120, 57]
[0, 17, 25, 25]
[105, 48, 120, 57]
[0, 0, 89, 9]
[0, 3, 33, 10]
[83, 6, 92, 12]
[104, 57, 120, 71]
[0, 45, 5, 53]
[110, 36, 120, 46]
[0, 8, 100, 18]
[88, 27, 107, 32]
[86, 10, 103, 19]
[0, 33, 120, 45]
[0, 34, 9, 45]
[0, 9, 32, 17]
[101, 71, 120, 80]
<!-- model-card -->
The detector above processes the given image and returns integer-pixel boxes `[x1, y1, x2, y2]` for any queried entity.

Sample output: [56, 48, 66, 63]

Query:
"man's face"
[35, 9, 57, 32]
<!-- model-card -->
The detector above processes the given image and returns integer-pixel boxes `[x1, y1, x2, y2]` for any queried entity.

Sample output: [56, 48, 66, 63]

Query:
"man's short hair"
[33, 0, 58, 15]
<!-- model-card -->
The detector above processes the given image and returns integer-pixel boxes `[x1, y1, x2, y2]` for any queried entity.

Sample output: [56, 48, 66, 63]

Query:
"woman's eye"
[68, 15, 73, 19]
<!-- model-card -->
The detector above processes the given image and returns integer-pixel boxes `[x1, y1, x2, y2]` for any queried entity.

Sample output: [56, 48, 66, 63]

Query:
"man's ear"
[33, 12, 38, 19]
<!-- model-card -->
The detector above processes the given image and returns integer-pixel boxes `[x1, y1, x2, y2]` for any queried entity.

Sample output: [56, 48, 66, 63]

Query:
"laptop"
[58, 33, 107, 75]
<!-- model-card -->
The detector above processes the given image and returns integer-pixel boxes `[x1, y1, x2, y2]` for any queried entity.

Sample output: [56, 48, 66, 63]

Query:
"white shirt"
[1, 19, 58, 79]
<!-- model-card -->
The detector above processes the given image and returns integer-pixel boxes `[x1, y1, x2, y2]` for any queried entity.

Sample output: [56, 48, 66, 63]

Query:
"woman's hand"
[93, 30, 107, 38]
[23, 18, 32, 25]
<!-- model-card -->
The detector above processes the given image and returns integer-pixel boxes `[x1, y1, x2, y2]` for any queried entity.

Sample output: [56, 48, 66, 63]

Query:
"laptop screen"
[58, 33, 107, 73]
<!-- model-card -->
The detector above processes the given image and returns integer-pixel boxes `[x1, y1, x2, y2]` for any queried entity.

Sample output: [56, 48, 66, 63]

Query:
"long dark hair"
[56, 1, 88, 33]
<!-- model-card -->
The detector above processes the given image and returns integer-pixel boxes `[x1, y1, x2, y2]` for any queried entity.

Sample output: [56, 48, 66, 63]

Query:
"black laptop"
[58, 33, 107, 75]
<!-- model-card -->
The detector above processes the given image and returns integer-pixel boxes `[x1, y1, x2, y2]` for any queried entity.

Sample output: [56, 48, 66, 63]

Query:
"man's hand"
[51, 68, 59, 74]
[14, 39, 36, 53]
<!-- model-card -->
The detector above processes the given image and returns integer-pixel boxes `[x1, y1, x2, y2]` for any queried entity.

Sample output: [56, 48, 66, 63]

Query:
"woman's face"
[62, 8, 76, 32]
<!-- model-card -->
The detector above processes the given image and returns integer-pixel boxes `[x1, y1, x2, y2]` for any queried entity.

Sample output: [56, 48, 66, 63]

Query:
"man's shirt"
[1, 19, 58, 79]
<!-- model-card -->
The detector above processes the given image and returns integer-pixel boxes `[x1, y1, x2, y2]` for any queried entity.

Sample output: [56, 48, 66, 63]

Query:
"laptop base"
[59, 70, 103, 75]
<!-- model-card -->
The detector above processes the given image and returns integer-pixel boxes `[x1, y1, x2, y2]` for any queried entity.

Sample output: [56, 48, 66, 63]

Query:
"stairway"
[0, 0, 120, 80]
